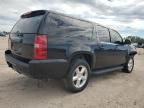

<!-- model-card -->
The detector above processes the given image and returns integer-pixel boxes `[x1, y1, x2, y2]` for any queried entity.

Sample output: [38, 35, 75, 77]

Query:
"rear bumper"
[5, 50, 69, 79]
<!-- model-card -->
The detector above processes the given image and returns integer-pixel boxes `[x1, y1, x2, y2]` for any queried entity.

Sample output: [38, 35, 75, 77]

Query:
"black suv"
[5, 10, 137, 92]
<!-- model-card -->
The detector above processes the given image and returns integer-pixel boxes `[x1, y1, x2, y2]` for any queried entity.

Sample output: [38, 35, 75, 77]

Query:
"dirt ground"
[0, 37, 144, 108]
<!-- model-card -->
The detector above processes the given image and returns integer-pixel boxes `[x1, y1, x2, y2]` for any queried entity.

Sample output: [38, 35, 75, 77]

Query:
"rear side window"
[40, 13, 93, 38]
[11, 12, 45, 33]
[95, 25, 110, 42]
[110, 29, 122, 43]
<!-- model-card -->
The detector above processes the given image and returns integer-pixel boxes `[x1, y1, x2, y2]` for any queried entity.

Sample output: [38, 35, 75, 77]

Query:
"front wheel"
[64, 59, 90, 93]
[123, 56, 134, 73]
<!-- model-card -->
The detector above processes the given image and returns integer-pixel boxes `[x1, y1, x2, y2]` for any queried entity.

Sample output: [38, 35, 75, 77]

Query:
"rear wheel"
[64, 59, 90, 93]
[123, 56, 134, 73]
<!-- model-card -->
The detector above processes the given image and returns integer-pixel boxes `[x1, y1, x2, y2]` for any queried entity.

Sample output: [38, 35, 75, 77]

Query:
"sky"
[0, 0, 144, 38]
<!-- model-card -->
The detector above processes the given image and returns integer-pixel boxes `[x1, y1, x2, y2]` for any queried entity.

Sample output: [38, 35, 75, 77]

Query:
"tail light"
[34, 35, 48, 60]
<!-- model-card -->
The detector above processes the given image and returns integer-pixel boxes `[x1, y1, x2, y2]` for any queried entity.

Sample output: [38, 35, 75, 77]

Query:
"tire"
[123, 56, 134, 73]
[64, 59, 90, 93]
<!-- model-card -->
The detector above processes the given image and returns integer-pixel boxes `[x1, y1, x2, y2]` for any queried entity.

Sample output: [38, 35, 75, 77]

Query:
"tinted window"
[95, 25, 110, 42]
[11, 15, 44, 33]
[110, 29, 122, 43]
[41, 13, 92, 38]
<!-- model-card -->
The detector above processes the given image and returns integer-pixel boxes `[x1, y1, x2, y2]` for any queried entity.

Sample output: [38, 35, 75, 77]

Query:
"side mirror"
[124, 39, 131, 44]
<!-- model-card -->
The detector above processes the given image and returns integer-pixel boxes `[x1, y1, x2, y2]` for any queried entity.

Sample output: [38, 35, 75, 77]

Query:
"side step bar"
[92, 66, 123, 75]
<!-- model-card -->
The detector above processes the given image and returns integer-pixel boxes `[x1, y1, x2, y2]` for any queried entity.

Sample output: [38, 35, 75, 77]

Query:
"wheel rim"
[72, 65, 88, 89]
[128, 58, 133, 71]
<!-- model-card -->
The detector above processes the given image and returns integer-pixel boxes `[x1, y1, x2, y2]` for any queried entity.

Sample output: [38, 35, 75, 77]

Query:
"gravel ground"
[0, 37, 144, 108]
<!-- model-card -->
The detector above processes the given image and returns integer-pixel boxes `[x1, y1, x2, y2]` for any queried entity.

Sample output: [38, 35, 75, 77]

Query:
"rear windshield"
[11, 15, 44, 33]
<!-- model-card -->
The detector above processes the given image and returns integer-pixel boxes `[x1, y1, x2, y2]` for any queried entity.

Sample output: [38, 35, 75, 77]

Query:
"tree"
[126, 36, 144, 44]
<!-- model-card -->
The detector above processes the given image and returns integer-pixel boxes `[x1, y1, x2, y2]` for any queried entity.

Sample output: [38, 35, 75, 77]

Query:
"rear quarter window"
[40, 13, 93, 38]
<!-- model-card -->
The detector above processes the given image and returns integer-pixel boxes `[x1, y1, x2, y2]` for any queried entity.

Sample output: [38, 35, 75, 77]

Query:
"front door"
[109, 29, 127, 65]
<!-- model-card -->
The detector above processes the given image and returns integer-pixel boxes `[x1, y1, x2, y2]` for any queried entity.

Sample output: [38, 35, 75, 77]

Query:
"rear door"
[93, 25, 117, 69]
[9, 10, 46, 60]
